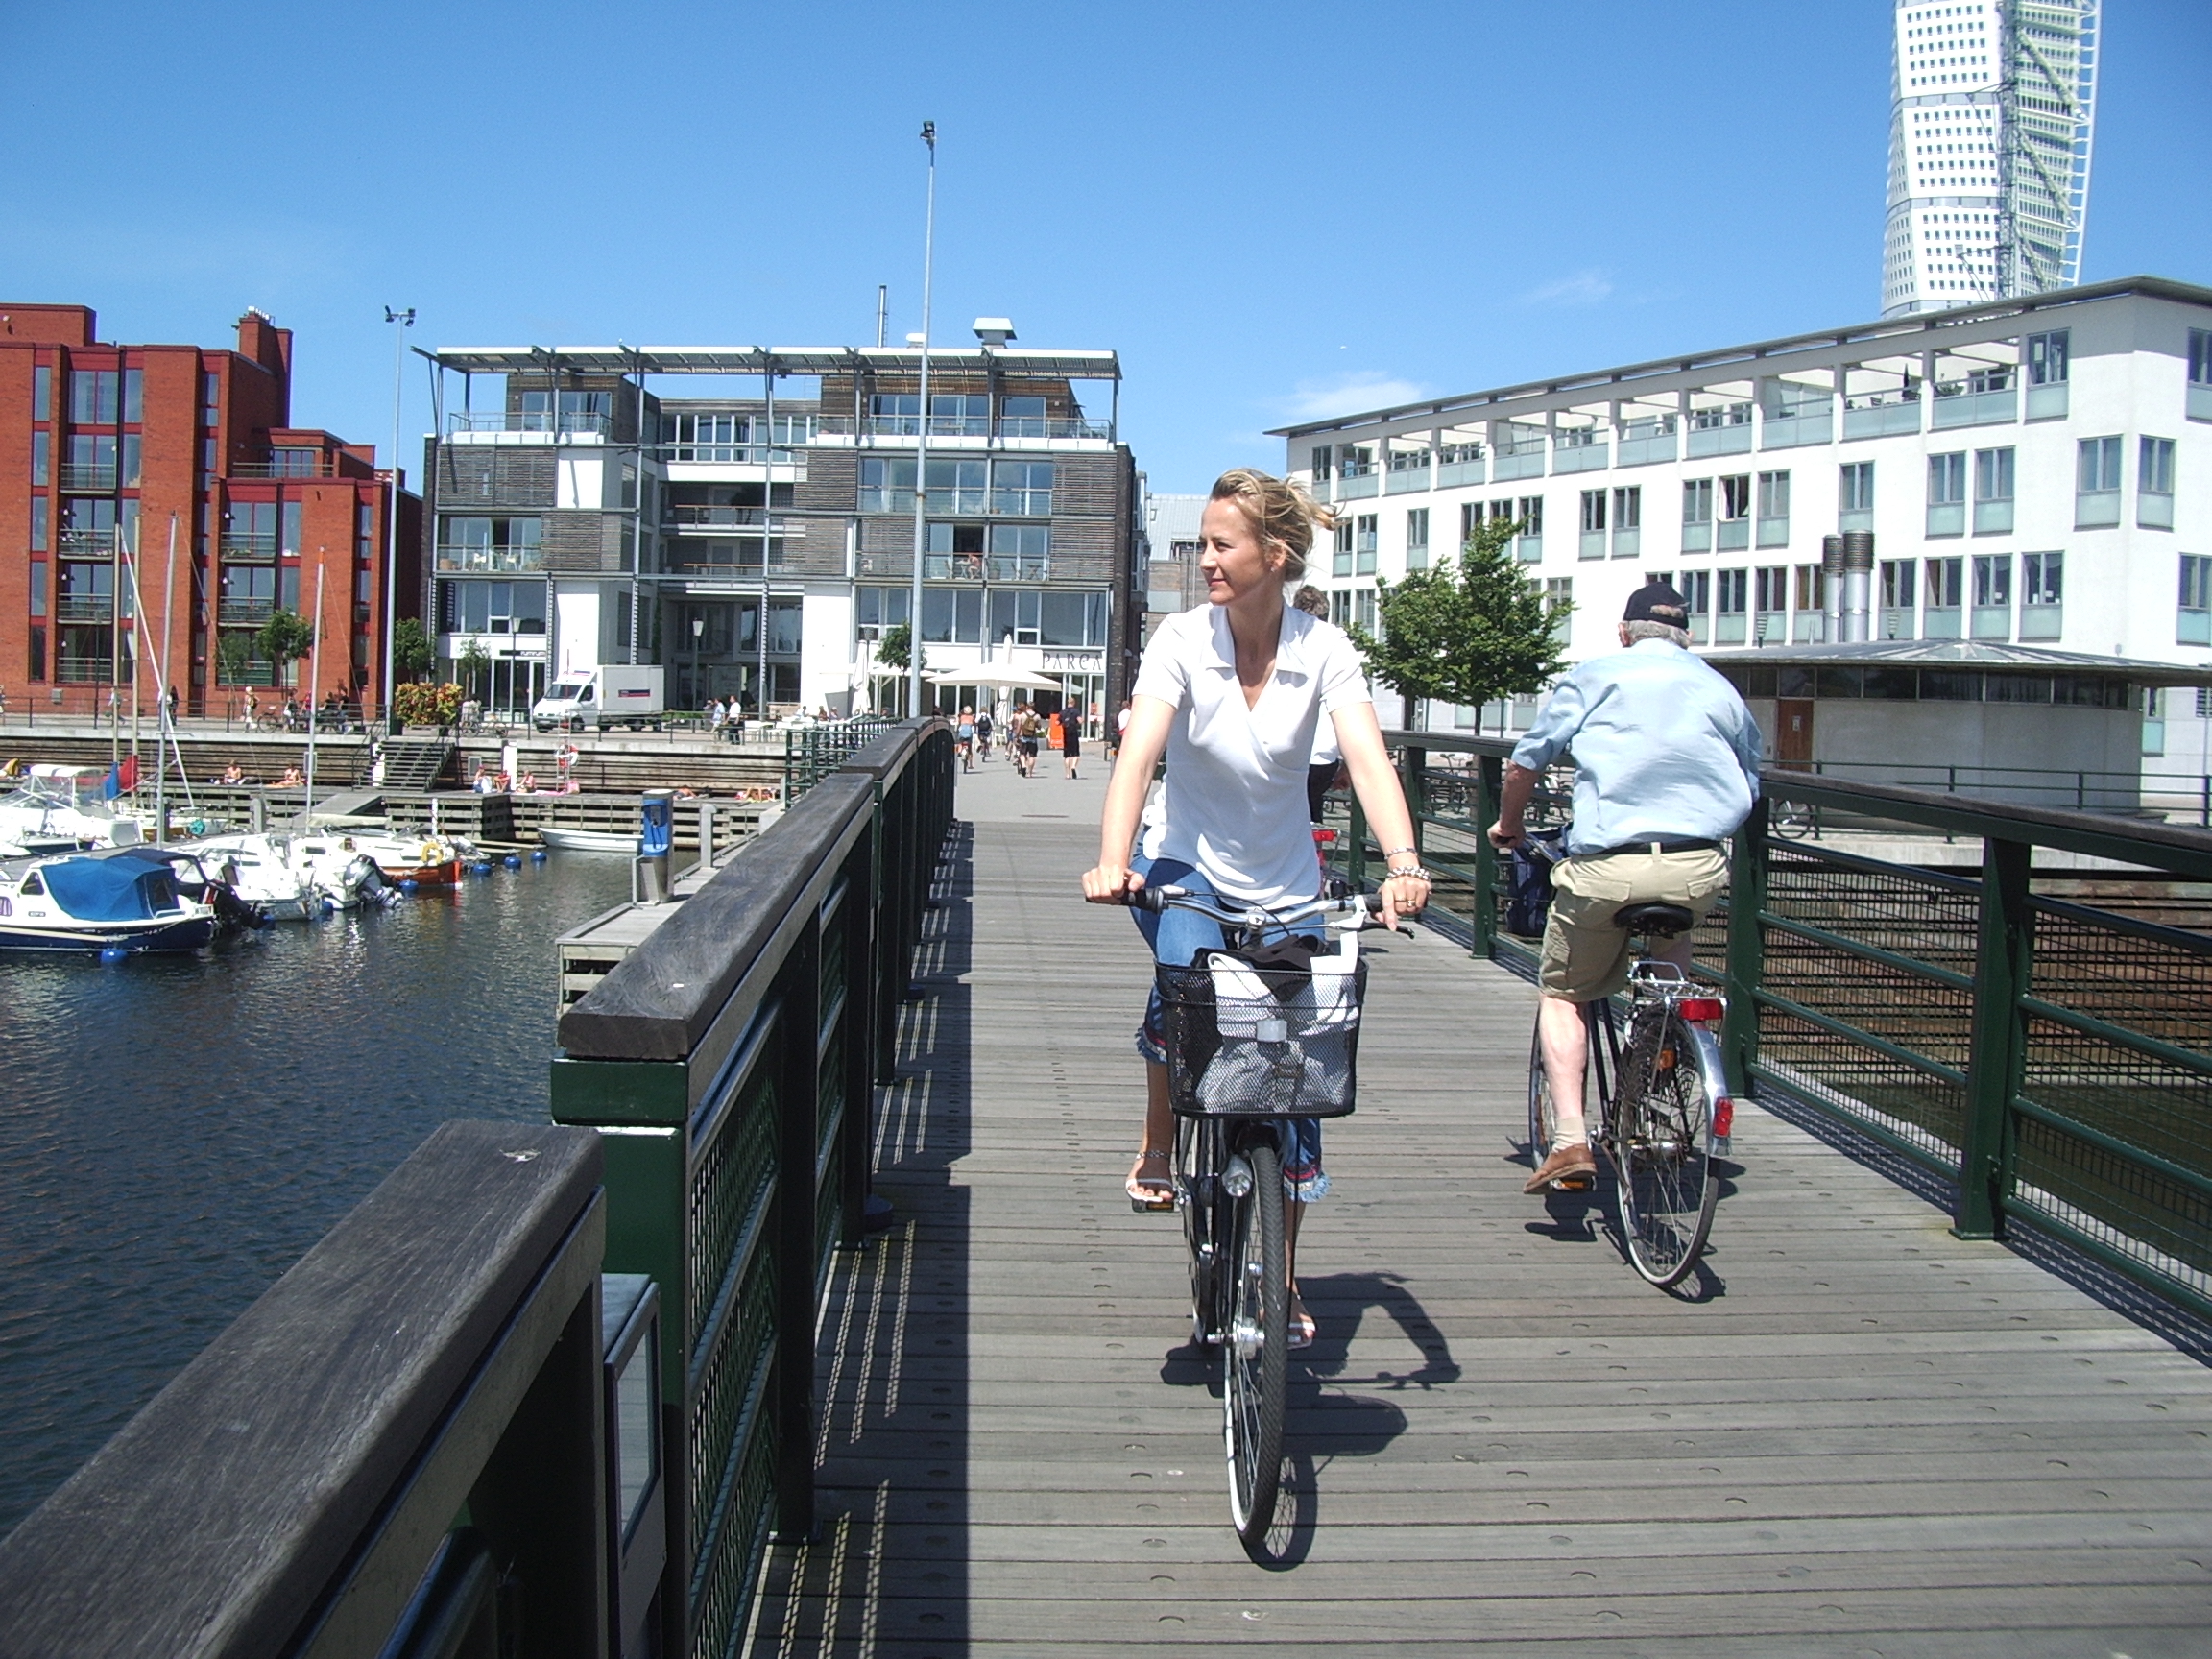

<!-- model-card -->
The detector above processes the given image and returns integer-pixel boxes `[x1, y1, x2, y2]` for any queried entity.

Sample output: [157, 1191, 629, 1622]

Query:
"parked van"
[530, 665, 666, 733]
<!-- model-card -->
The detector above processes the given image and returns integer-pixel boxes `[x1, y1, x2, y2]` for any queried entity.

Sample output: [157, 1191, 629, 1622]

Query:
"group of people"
[953, 703, 1085, 779]
[703, 696, 749, 741]
[1076, 466, 1762, 1346]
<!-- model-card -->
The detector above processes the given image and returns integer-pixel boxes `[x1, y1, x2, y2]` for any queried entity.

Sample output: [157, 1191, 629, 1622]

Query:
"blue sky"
[6, 0, 2206, 493]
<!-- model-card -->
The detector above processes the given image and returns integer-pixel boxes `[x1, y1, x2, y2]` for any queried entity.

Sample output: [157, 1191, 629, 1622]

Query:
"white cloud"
[1277, 371, 1428, 421]
[1521, 269, 1614, 307]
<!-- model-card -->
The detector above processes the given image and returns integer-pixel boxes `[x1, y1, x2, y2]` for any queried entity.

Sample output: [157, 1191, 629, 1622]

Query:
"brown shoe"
[1524, 1142, 1598, 1193]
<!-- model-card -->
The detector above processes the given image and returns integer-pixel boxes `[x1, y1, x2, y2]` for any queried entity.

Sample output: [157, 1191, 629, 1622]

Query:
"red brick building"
[0, 303, 421, 717]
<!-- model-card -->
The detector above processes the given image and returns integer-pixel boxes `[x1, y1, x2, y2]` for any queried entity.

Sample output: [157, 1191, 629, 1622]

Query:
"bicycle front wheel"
[1223, 1135, 1287, 1545]
[1177, 1115, 1225, 1349]
[1527, 1020, 1558, 1165]
[1615, 1008, 1723, 1287]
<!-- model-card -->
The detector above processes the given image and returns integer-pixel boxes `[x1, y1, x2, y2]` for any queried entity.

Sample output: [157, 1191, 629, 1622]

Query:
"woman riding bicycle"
[1082, 468, 1430, 1343]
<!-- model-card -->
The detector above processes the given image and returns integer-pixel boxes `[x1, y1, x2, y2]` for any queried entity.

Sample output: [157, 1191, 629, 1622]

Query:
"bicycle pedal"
[1547, 1172, 1596, 1192]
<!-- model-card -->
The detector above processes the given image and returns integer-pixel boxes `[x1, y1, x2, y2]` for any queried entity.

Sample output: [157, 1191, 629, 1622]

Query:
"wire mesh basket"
[1156, 951, 1367, 1118]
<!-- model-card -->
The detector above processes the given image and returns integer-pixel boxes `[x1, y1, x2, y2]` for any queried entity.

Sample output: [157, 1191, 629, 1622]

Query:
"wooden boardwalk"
[751, 760, 2212, 1656]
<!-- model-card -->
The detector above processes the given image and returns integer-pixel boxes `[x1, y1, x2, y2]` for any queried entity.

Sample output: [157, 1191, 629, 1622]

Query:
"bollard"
[637, 788, 674, 905]
[698, 801, 716, 871]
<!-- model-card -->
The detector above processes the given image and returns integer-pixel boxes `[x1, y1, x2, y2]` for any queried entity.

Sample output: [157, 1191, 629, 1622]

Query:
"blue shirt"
[1512, 638, 1763, 855]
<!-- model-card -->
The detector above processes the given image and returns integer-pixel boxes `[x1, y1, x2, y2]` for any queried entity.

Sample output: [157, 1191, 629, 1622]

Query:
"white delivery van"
[530, 665, 666, 733]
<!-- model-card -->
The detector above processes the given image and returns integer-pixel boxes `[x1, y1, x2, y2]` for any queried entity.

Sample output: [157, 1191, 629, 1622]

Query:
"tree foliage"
[456, 639, 492, 699]
[1346, 515, 1571, 720]
[391, 617, 435, 682]
[874, 622, 912, 672]
[256, 609, 317, 680]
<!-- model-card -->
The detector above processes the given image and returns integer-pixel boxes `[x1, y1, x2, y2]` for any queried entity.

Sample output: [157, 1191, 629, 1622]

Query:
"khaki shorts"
[1538, 845, 1728, 1002]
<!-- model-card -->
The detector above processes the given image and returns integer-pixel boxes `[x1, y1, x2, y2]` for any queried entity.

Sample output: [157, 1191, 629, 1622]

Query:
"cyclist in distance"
[1083, 468, 1430, 1341]
[1488, 581, 1763, 1192]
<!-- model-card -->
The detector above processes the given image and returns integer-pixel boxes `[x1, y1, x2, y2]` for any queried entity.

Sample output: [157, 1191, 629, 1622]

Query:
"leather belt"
[1580, 837, 1722, 858]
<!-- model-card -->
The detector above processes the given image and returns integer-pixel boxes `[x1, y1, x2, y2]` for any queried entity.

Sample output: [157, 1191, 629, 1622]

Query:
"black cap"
[1623, 581, 1689, 625]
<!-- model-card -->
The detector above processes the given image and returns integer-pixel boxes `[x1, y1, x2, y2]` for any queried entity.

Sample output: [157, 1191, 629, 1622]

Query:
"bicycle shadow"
[1160, 1271, 1456, 1569]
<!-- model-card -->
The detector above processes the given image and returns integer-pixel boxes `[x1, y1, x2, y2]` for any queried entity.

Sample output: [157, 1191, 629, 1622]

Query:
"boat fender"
[530, 849, 548, 863]
[398, 878, 419, 892]
[99, 946, 129, 964]
[502, 854, 521, 869]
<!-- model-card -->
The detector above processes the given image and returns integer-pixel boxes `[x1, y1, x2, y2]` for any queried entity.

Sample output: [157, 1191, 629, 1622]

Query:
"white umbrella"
[926, 665, 1058, 690]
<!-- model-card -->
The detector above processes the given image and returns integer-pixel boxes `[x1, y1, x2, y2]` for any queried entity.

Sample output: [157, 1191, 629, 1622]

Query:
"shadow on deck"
[751, 767, 2212, 1658]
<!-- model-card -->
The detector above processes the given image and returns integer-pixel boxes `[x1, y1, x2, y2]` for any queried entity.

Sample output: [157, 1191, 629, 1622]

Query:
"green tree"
[457, 640, 492, 701]
[215, 630, 253, 686]
[1346, 515, 1571, 727]
[256, 609, 317, 689]
[874, 622, 912, 671]
[391, 617, 435, 683]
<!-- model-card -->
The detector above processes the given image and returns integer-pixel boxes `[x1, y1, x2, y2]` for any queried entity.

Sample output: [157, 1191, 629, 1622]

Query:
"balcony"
[1492, 439, 1546, 483]
[219, 597, 276, 627]
[1551, 434, 1608, 475]
[669, 552, 788, 579]
[60, 464, 118, 493]
[221, 534, 279, 562]
[56, 657, 121, 685]
[1843, 394, 1922, 441]
[229, 454, 340, 479]
[1615, 427, 1677, 468]
[1931, 384, 2016, 429]
[1334, 464, 1378, 500]
[1759, 408, 1833, 449]
[54, 595, 114, 623]
[446, 410, 613, 439]
[820, 415, 1110, 443]
[663, 506, 777, 530]
[1435, 445, 1484, 489]
[2074, 491, 2121, 531]
[2026, 382, 2069, 421]
[57, 527, 117, 557]
[1384, 452, 1431, 494]
[989, 490, 1052, 516]
[1686, 407, 1753, 458]
[436, 544, 545, 574]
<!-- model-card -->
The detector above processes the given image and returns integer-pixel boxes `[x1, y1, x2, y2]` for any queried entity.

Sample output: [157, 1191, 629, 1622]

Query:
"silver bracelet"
[1383, 844, 1418, 857]
[1384, 865, 1433, 882]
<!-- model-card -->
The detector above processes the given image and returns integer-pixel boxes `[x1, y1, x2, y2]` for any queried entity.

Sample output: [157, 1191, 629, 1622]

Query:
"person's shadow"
[1514, 1135, 1737, 1303]
[1160, 1271, 1458, 1568]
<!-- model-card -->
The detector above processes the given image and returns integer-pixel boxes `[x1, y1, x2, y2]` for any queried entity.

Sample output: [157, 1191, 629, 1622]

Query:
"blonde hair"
[1209, 468, 1334, 587]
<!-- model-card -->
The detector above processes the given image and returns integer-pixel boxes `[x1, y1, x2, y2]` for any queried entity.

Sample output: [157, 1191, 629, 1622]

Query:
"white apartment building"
[1883, 0, 2099, 317]
[1275, 276, 2212, 784]
[421, 335, 1138, 721]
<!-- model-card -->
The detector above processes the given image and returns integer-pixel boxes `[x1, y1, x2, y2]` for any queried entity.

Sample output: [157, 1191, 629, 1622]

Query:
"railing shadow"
[752, 819, 974, 1656]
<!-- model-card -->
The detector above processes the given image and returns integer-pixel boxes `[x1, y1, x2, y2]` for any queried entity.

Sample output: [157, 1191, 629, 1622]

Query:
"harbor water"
[0, 853, 637, 1537]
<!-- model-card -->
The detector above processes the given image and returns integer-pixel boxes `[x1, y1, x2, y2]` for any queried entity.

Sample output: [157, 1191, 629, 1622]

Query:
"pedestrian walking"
[1061, 703, 1082, 780]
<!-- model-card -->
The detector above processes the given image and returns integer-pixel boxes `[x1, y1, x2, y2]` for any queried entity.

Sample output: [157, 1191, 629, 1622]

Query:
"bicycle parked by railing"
[1127, 882, 1381, 1546]
[1527, 901, 1734, 1288]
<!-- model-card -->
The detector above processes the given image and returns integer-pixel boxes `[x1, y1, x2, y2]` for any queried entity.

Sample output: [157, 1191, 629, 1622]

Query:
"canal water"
[0, 853, 637, 1537]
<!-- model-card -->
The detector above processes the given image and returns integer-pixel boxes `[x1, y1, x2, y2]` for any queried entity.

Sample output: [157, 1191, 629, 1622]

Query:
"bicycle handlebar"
[1122, 884, 1384, 924]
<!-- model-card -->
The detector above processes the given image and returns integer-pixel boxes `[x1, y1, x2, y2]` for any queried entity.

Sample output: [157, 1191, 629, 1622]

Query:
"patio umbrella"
[925, 665, 1059, 690]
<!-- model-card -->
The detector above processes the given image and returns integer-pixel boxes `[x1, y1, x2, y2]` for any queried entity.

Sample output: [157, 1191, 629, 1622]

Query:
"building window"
[1755, 470, 1790, 548]
[2181, 555, 2212, 647]
[28, 625, 44, 682]
[1310, 445, 1332, 483]
[1927, 452, 1967, 536]
[122, 368, 142, 423]
[1578, 489, 1607, 560]
[854, 585, 911, 640]
[30, 560, 46, 619]
[2076, 436, 2123, 528]
[34, 364, 51, 419]
[203, 437, 219, 477]
[1406, 507, 1429, 571]
[31, 429, 48, 487]
[203, 371, 220, 426]
[1880, 559, 1915, 640]
[1792, 565, 1825, 642]
[1754, 565, 1788, 641]
[69, 370, 119, 424]
[1839, 461, 1873, 533]
[2020, 550, 2062, 641]
[1971, 552, 2011, 639]
[1329, 590, 1351, 627]
[1972, 447, 2014, 535]
[998, 395, 1047, 437]
[1355, 589, 1377, 634]
[1681, 478, 1714, 553]
[1333, 520, 1353, 578]
[1353, 514, 1378, 575]
[858, 456, 917, 514]
[2025, 329, 2069, 418]
[925, 458, 987, 513]
[2189, 332, 2212, 422]
[1717, 475, 1751, 551]
[991, 459, 1053, 516]
[1924, 556, 1965, 637]
[1611, 487, 1641, 558]
[1515, 496, 1544, 564]
[2139, 437, 2176, 530]
[987, 522, 1049, 579]
[1713, 568, 1748, 644]
[1457, 502, 1480, 548]
[1543, 577, 1573, 642]
[31, 495, 47, 552]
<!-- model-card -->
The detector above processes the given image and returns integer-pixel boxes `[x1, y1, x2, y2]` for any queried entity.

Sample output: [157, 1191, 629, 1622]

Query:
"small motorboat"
[538, 827, 638, 854]
[184, 833, 327, 921]
[0, 848, 217, 953]
[111, 846, 268, 931]
[0, 768, 144, 855]
[347, 830, 473, 885]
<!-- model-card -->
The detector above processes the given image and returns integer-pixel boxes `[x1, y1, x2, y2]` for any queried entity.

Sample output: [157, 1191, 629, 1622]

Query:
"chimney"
[1821, 535, 1844, 644]
[235, 308, 293, 422]
[972, 317, 1016, 346]
[1839, 532, 1876, 643]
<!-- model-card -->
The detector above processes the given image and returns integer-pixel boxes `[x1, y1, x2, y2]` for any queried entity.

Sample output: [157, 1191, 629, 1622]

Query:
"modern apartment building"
[1141, 490, 1207, 640]
[422, 329, 1139, 720]
[0, 303, 420, 715]
[1882, 0, 2099, 317]
[1275, 276, 2212, 782]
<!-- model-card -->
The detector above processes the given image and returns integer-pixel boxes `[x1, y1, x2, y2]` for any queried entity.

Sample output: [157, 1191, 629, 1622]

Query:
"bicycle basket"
[1155, 946, 1367, 1118]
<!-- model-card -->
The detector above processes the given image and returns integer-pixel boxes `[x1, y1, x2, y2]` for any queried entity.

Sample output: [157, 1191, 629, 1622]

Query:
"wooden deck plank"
[746, 765, 2212, 1655]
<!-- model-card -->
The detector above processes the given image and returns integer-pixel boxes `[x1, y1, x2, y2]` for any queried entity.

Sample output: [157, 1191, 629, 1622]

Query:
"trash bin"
[637, 789, 673, 904]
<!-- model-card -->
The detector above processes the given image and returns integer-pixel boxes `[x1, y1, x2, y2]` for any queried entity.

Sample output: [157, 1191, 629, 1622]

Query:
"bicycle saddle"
[1613, 902, 1696, 937]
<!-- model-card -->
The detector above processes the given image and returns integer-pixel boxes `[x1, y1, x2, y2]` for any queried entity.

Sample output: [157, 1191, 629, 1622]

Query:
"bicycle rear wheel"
[1223, 1135, 1286, 1545]
[1614, 1007, 1722, 1287]
[1527, 1021, 1557, 1165]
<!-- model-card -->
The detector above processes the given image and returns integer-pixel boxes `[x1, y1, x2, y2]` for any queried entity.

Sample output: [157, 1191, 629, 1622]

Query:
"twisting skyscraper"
[1881, 0, 2099, 317]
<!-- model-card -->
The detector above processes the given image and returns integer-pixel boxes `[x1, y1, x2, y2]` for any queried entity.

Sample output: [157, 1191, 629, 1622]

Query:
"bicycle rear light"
[1712, 1096, 1735, 1139]
[1678, 998, 1724, 1022]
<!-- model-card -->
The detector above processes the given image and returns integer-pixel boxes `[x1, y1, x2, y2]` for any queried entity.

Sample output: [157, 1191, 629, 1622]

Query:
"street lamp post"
[691, 613, 705, 711]
[381, 307, 415, 731]
[906, 120, 936, 721]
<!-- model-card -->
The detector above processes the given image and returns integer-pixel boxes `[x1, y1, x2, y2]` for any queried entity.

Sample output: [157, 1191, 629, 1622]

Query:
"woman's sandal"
[1288, 1293, 1317, 1350]
[1127, 1148, 1174, 1213]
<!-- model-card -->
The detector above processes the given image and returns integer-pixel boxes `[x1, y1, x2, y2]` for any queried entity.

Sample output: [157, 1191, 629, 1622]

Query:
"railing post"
[1473, 754, 1503, 957]
[772, 921, 822, 1544]
[1956, 835, 2031, 1240]
[1722, 795, 1769, 1099]
[1400, 744, 1428, 855]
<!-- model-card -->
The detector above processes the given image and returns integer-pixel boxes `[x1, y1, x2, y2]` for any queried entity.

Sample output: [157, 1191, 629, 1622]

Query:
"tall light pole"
[906, 120, 936, 719]
[381, 306, 415, 729]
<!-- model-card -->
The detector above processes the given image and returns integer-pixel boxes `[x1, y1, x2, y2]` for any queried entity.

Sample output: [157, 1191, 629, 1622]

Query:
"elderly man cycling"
[1487, 581, 1763, 1193]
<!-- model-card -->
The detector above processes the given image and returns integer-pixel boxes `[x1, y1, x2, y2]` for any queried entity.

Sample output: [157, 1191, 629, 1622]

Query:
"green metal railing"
[551, 718, 955, 1658]
[781, 717, 896, 799]
[1342, 731, 2212, 1324]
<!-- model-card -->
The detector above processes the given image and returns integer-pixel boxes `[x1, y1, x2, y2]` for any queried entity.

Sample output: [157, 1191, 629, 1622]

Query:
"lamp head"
[920, 120, 935, 148]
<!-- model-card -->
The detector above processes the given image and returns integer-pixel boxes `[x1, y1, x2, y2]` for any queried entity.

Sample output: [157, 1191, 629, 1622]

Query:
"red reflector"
[1713, 1097, 1735, 1138]
[1678, 998, 1724, 1022]
[1313, 830, 1339, 845]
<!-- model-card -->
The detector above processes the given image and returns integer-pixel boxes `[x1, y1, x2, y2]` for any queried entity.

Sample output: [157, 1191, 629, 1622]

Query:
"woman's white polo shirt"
[1133, 602, 1371, 908]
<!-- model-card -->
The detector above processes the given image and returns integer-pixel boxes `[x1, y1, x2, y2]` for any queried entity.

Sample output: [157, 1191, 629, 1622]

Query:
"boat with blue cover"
[0, 848, 218, 953]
